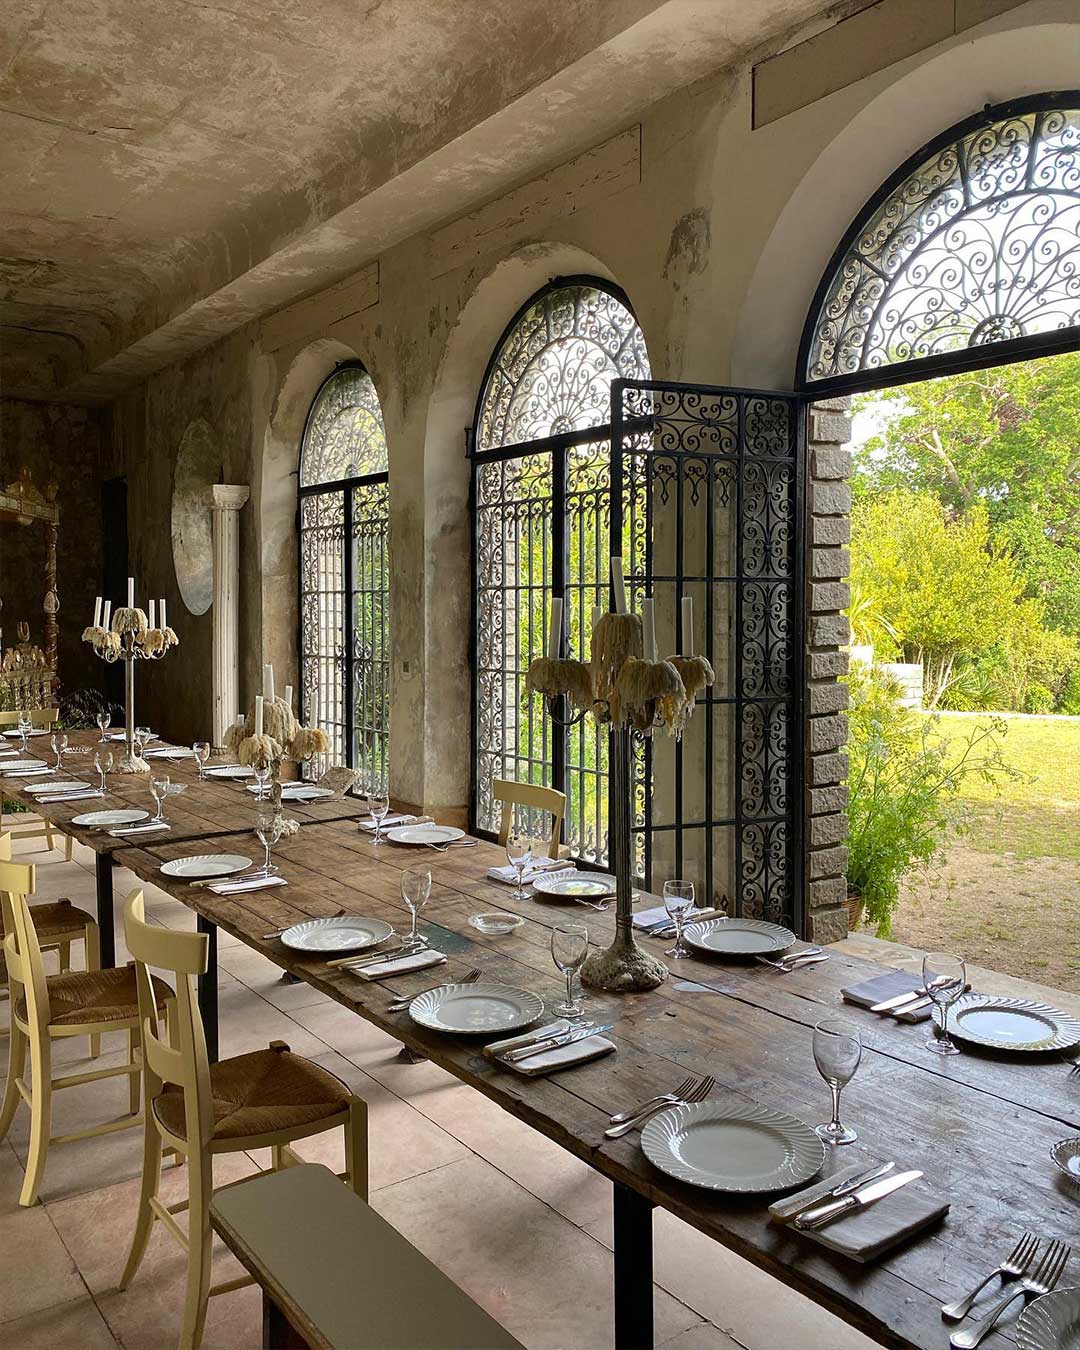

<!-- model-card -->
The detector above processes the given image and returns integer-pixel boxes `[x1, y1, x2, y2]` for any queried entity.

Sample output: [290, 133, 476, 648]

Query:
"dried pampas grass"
[238, 733, 284, 767]
[662, 655, 715, 736]
[162, 626, 180, 648]
[112, 606, 147, 637]
[591, 613, 642, 705]
[81, 625, 101, 643]
[287, 725, 329, 761]
[525, 657, 594, 711]
[142, 629, 166, 655]
[613, 657, 685, 730]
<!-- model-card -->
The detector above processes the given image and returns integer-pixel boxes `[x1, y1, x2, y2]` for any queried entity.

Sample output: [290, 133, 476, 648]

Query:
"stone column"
[210, 485, 250, 748]
[805, 398, 853, 944]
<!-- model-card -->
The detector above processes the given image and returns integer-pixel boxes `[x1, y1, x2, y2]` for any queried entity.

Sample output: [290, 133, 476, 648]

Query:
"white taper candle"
[93, 596, 102, 627]
[160, 598, 167, 628]
[127, 577, 135, 608]
[255, 695, 264, 737]
[591, 605, 604, 632]
[547, 596, 563, 660]
[284, 684, 293, 711]
[148, 600, 156, 630]
[102, 600, 112, 630]
[681, 596, 694, 657]
[610, 556, 628, 615]
[642, 598, 657, 662]
[264, 663, 275, 704]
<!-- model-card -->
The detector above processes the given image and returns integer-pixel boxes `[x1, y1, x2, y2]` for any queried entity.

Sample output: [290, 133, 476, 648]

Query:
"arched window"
[298, 363, 389, 788]
[801, 95, 1080, 393]
[471, 279, 650, 860]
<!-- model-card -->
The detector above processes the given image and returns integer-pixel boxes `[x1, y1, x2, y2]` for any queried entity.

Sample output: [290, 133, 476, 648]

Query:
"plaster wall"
[85, 0, 1077, 827]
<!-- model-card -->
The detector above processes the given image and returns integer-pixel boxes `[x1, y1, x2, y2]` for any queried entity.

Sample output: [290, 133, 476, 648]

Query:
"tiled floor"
[0, 829, 879, 1350]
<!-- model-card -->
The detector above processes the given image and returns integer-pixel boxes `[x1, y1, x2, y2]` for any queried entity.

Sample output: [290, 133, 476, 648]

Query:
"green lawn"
[923, 712, 1080, 860]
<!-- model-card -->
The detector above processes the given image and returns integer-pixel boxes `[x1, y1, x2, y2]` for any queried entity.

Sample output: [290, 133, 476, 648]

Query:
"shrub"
[1058, 666, 1080, 716]
[845, 667, 1021, 936]
[1023, 683, 1055, 715]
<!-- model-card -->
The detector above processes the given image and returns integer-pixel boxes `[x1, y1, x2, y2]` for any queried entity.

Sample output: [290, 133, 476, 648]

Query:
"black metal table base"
[614, 1182, 655, 1349]
[197, 915, 219, 1063]
[95, 852, 116, 968]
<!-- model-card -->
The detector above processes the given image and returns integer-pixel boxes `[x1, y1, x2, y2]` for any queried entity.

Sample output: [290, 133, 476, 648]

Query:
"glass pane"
[352, 479, 390, 793]
[300, 366, 388, 487]
[299, 492, 345, 773]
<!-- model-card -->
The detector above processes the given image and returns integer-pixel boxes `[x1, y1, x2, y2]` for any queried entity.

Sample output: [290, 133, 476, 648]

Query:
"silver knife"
[504, 1024, 614, 1063]
[788, 1162, 895, 1217]
[794, 1169, 923, 1230]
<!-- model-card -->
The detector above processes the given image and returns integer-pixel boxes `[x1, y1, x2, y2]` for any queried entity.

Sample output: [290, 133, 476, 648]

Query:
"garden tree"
[853, 352, 1080, 636]
[850, 492, 1028, 706]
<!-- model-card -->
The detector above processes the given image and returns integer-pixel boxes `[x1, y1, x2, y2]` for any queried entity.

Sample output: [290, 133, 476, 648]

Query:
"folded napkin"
[108, 823, 172, 837]
[633, 904, 723, 930]
[2, 765, 50, 777]
[347, 949, 447, 980]
[486, 859, 572, 884]
[207, 874, 289, 895]
[357, 813, 431, 832]
[37, 790, 103, 803]
[841, 970, 934, 1024]
[484, 1019, 616, 1076]
[770, 1167, 949, 1263]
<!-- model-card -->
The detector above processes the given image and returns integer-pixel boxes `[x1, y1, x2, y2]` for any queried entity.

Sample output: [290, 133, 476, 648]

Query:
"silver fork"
[951, 1239, 1070, 1348]
[756, 947, 824, 971]
[604, 1073, 715, 1138]
[387, 967, 481, 1011]
[609, 1074, 699, 1124]
[941, 1231, 1039, 1320]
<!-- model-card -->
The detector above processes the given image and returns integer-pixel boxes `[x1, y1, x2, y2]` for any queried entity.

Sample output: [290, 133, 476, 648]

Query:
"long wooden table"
[6, 735, 1080, 1350]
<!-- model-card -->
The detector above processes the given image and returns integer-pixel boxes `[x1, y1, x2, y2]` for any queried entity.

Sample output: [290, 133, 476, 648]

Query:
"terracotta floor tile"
[0, 1204, 86, 1322]
[0, 1295, 119, 1349]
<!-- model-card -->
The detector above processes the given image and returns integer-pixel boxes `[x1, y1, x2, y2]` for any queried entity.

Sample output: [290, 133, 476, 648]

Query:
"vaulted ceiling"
[1, 0, 834, 404]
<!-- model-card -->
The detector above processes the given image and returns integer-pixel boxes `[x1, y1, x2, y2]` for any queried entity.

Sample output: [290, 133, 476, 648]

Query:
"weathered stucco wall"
[0, 398, 106, 695]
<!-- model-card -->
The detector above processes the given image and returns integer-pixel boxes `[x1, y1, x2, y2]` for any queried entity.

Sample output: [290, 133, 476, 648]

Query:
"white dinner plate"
[2, 759, 47, 772]
[3, 729, 47, 738]
[143, 747, 193, 760]
[280, 916, 395, 953]
[949, 993, 1080, 1053]
[409, 982, 544, 1035]
[1017, 1288, 1080, 1350]
[160, 853, 252, 879]
[106, 731, 157, 742]
[386, 824, 465, 845]
[72, 809, 150, 827]
[532, 871, 615, 899]
[642, 1098, 824, 1194]
[684, 917, 795, 959]
[27, 781, 88, 795]
[244, 783, 334, 800]
[203, 765, 256, 780]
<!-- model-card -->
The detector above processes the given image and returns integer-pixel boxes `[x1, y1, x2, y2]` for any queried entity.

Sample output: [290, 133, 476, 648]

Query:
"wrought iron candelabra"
[81, 584, 178, 774]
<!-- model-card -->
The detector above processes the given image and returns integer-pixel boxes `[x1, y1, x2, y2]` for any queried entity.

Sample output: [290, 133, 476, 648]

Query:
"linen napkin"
[486, 859, 573, 884]
[841, 969, 934, 1024]
[769, 1167, 949, 1262]
[484, 1019, 616, 1077]
[2, 765, 50, 777]
[207, 874, 290, 895]
[347, 949, 447, 980]
[633, 904, 724, 931]
[108, 823, 173, 837]
[357, 813, 431, 832]
[36, 789, 103, 803]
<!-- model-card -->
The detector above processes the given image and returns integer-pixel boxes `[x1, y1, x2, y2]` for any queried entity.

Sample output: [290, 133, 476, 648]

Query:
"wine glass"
[135, 725, 152, 755]
[505, 824, 535, 900]
[552, 922, 589, 1015]
[149, 773, 170, 823]
[96, 709, 111, 742]
[193, 741, 210, 779]
[813, 1018, 863, 1145]
[50, 731, 67, 771]
[93, 749, 113, 793]
[254, 808, 284, 878]
[17, 712, 32, 751]
[367, 786, 390, 844]
[922, 952, 966, 1056]
[401, 868, 432, 945]
[663, 879, 695, 959]
[252, 760, 272, 800]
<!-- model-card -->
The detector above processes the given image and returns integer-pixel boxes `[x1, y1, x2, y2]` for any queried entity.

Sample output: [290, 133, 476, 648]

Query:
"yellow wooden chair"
[0, 707, 74, 861]
[0, 852, 170, 1208]
[120, 889, 368, 1350]
[493, 779, 567, 859]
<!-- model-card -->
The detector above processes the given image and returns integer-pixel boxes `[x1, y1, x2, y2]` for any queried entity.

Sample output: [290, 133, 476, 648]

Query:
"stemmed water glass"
[254, 808, 284, 878]
[401, 868, 432, 945]
[252, 760, 272, 800]
[193, 741, 210, 779]
[922, 952, 966, 1056]
[96, 709, 111, 743]
[50, 731, 68, 771]
[663, 879, 695, 959]
[367, 786, 390, 844]
[135, 725, 152, 756]
[93, 749, 113, 793]
[813, 1017, 863, 1145]
[17, 712, 32, 751]
[552, 922, 589, 1015]
[149, 773, 170, 823]
[505, 824, 534, 900]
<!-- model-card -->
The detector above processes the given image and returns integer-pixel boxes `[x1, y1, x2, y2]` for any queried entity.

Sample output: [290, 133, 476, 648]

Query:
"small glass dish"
[1050, 1138, 1080, 1199]
[469, 912, 524, 936]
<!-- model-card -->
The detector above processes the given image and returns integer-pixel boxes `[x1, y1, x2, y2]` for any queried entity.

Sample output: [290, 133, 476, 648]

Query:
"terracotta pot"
[847, 891, 864, 931]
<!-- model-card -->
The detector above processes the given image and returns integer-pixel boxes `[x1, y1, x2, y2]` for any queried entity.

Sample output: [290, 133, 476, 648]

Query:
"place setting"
[937, 1231, 1074, 1348]
[489, 828, 614, 910]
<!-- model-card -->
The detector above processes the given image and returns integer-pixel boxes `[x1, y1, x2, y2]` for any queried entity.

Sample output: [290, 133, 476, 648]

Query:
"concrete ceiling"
[0, 0, 836, 405]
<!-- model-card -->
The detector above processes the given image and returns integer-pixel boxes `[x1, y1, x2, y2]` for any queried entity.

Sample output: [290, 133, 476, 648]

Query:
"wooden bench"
[210, 1163, 524, 1350]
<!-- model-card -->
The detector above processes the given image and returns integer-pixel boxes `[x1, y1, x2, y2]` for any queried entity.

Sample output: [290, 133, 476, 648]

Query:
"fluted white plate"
[203, 765, 256, 780]
[1017, 1288, 1080, 1349]
[3, 729, 46, 738]
[143, 747, 193, 760]
[532, 871, 615, 898]
[684, 917, 795, 959]
[2, 759, 47, 772]
[71, 809, 150, 827]
[409, 982, 544, 1035]
[386, 824, 464, 845]
[280, 916, 394, 953]
[28, 781, 88, 795]
[642, 1099, 824, 1194]
[950, 994, 1080, 1053]
[160, 853, 252, 879]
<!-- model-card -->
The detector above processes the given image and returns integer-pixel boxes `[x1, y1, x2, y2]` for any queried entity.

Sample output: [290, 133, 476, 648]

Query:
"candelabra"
[81, 581, 178, 773]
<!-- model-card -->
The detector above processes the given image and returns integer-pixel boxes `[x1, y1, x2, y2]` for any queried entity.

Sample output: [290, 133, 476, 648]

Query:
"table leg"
[262, 1290, 306, 1348]
[613, 1182, 655, 1350]
[197, 915, 219, 1064]
[95, 852, 116, 968]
